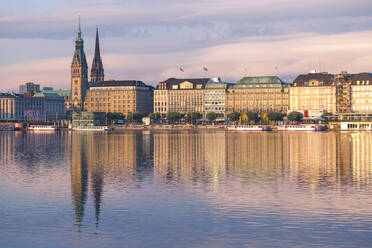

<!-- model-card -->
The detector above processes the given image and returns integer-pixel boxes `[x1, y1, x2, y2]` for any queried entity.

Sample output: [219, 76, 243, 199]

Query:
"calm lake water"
[0, 130, 371, 248]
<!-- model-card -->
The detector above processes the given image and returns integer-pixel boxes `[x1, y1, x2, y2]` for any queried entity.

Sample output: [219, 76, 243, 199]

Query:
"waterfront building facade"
[350, 73, 372, 113]
[69, 17, 89, 111]
[204, 78, 230, 121]
[153, 80, 169, 117]
[290, 72, 354, 117]
[154, 78, 209, 117]
[290, 73, 337, 117]
[84, 80, 153, 117]
[226, 76, 289, 114]
[0, 93, 66, 121]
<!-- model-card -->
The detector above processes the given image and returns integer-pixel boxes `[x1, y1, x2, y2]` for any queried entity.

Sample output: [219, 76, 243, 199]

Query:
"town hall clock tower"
[70, 16, 88, 111]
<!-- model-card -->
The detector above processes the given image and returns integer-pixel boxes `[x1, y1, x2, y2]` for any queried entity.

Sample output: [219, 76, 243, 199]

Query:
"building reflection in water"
[350, 132, 372, 186]
[0, 131, 68, 174]
[152, 131, 371, 190]
[14, 130, 366, 232]
[153, 131, 228, 185]
[69, 131, 152, 229]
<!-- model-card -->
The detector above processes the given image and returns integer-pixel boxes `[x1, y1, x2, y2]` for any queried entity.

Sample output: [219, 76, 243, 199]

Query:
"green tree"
[206, 112, 217, 122]
[66, 111, 73, 121]
[127, 112, 133, 121]
[132, 112, 144, 122]
[149, 112, 161, 121]
[227, 112, 241, 123]
[167, 112, 182, 123]
[108, 112, 124, 120]
[115, 112, 125, 119]
[246, 111, 259, 123]
[267, 111, 283, 122]
[321, 111, 332, 119]
[106, 112, 114, 124]
[287, 111, 304, 122]
[185, 112, 202, 124]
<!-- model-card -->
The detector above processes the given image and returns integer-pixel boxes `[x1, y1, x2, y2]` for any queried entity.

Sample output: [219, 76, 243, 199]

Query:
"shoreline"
[2, 123, 372, 132]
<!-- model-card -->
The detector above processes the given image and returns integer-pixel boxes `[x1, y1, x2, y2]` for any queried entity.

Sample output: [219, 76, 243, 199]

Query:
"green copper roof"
[33, 92, 64, 99]
[233, 76, 289, 88]
[72, 16, 87, 65]
[41, 89, 70, 97]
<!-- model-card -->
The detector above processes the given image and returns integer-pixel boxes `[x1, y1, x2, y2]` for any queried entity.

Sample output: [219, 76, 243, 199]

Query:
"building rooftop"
[163, 78, 210, 85]
[90, 80, 151, 88]
[33, 92, 65, 99]
[0, 93, 17, 98]
[205, 78, 232, 89]
[233, 76, 289, 88]
[350, 73, 372, 84]
[41, 89, 70, 97]
[157, 78, 209, 90]
[293, 73, 334, 86]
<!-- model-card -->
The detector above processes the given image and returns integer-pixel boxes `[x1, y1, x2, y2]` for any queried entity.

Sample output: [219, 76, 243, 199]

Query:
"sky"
[1, 0, 372, 91]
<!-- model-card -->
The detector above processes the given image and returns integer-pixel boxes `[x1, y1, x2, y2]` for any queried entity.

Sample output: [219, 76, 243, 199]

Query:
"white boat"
[277, 124, 324, 131]
[0, 126, 15, 131]
[228, 125, 271, 131]
[340, 122, 372, 131]
[27, 125, 57, 131]
[73, 125, 111, 131]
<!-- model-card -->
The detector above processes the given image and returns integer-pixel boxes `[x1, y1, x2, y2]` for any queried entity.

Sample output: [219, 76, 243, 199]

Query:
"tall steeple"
[91, 28, 104, 83]
[70, 14, 88, 111]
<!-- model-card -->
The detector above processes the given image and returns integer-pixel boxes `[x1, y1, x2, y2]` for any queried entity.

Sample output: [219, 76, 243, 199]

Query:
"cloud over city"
[1, 0, 372, 90]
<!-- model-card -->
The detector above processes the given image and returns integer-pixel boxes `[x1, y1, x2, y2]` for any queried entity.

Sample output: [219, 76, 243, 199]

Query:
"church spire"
[94, 28, 100, 58]
[91, 28, 104, 83]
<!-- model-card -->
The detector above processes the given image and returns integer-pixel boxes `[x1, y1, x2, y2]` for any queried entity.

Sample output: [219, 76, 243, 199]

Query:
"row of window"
[89, 98, 135, 103]
[352, 87, 372, 91]
[155, 102, 167, 106]
[154, 107, 206, 112]
[205, 107, 224, 111]
[205, 102, 224, 105]
[226, 107, 287, 112]
[352, 106, 372, 110]
[232, 100, 286, 104]
[353, 100, 371, 104]
[231, 96, 285, 100]
[89, 103, 135, 108]
[89, 91, 136, 97]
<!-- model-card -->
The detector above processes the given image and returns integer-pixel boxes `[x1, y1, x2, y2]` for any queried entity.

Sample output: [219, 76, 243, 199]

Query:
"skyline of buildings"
[2, 17, 372, 120]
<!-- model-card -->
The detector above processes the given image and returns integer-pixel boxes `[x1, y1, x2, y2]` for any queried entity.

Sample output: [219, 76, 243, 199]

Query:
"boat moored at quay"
[228, 125, 272, 131]
[276, 124, 325, 131]
[72, 125, 111, 131]
[27, 125, 57, 131]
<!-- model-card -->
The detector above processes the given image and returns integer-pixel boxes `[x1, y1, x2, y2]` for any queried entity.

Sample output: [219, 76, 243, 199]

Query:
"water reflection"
[0, 130, 371, 247]
[69, 131, 154, 229]
[153, 131, 371, 189]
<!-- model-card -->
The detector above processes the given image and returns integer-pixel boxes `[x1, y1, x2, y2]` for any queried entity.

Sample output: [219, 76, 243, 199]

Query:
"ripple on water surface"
[0, 130, 371, 248]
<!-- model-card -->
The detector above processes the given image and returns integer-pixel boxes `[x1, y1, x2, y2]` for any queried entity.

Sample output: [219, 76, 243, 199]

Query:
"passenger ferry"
[340, 122, 372, 131]
[73, 125, 111, 131]
[0, 126, 15, 131]
[277, 124, 324, 131]
[228, 125, 271, 131]
[27, 125, 57, 131]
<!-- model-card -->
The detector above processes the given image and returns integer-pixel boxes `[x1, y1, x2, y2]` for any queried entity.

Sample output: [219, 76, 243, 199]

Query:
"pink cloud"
[1, 30, 372, 91]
